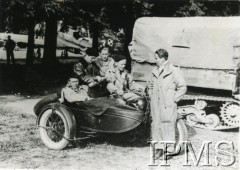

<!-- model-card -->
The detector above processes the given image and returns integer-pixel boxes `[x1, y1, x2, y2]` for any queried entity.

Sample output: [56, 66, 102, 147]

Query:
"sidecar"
[34, 93, 145, 150]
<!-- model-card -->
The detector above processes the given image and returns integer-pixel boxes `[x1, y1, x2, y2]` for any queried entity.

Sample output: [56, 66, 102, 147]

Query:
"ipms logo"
[149, 141, 236, 167]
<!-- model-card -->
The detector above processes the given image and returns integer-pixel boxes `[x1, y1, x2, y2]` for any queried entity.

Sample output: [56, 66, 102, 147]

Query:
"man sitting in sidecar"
[105, 54, 145, 104]
[59, 76, 91, 103]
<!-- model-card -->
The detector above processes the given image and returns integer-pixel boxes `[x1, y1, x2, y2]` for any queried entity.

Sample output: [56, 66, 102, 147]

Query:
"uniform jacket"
[149, 62, 187, 122]
[73, 57, 99, 85]
[106, 68, 144, 94]
[94, 57, 115, 77]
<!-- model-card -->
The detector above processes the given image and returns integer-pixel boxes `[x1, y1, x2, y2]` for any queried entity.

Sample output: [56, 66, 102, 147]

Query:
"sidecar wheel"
[175, 119, 188, 153]
[39, 108, 70, 150]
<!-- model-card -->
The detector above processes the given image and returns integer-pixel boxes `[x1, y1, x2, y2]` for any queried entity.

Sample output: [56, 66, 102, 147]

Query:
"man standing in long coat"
[149, 49, 187, 156]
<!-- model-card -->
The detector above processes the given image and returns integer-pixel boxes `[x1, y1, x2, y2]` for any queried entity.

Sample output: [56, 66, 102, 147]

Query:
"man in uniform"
[148, 49, 187, 158]
[5, 35, 16, 64]
[94, 46, 115, 77]
[73, 48, 100, 87]
[106, 55, 144, 103]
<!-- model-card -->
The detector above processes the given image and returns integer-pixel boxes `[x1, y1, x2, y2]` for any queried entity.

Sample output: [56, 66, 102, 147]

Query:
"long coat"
[149, 62, 187, 147]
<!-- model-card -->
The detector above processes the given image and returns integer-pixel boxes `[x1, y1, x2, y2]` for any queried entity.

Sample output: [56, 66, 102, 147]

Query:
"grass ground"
[0, 104, 239, 170]
[0, 48, 239, 169]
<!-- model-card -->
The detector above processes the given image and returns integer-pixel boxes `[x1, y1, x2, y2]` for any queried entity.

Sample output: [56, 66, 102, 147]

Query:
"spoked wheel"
[39, 108, 70, 150]
[175, 119, 188, 154]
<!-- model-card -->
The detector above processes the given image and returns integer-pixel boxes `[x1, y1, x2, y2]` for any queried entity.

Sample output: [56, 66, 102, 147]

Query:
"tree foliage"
[1, 0, 240, 67]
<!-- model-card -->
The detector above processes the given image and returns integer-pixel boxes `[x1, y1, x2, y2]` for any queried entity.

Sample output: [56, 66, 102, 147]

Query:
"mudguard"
[34, 93, 60, 116]
[36, 103, 77, 139]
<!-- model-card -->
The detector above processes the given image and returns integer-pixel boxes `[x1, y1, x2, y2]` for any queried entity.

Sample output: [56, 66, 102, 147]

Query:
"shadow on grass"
[71, 124, 151, 149]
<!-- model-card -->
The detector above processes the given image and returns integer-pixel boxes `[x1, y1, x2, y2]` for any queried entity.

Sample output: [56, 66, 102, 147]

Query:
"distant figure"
[35, 47, 41, 59]
[4, 35, 16, 64]
[61, 49, 68, 59]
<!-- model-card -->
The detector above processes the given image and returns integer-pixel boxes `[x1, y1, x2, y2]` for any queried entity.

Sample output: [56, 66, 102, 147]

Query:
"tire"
[39, 108, 70, 150]
[175, 119, 188, 153]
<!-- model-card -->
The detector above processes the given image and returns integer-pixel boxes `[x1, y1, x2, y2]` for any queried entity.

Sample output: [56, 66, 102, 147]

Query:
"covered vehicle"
[34, 93, 188, 150]
[129, 17, 240, 129]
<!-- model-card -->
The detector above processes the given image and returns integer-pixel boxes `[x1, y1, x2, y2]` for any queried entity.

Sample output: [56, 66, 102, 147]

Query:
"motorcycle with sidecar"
[34, 90, 188, 150]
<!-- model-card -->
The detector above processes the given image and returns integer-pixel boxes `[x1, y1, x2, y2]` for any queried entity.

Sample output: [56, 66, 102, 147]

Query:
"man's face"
[69, 78, 79, 89]
[154, 53, 166, 67]
[116, 59, 127, 71]
[7, 36, 11, 40]
[99, 48, 109, 61]
[84, 55, 93, 64]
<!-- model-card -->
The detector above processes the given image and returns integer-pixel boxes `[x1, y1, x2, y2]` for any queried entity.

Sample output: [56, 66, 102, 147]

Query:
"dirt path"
[0, 95, 239, 169]
[0, 95, 43, 115]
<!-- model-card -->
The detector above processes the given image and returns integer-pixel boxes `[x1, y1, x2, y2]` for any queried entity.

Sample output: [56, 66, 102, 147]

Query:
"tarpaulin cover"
[130, 17, 240, 70]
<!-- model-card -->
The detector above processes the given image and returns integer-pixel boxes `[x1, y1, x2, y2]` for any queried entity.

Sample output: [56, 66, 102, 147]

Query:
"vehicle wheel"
[39, 108, 70, 150]
[204, 114, 220, 129]
[175, 119, 188, 153]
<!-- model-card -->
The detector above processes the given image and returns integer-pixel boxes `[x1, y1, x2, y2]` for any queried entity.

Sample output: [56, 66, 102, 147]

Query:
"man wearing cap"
[106, 55, 144, 102]
[5, 35, 16, 64]
[60, 76, 91, 103]
[148, 49, 187, 158]
[73, 48, 101, 86]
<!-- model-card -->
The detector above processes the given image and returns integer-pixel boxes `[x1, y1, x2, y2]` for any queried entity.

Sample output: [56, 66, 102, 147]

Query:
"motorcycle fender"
[37, 103, 77, 139]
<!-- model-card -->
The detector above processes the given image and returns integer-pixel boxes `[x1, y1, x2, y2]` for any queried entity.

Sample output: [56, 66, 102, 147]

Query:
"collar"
[152, 61, 173, 78]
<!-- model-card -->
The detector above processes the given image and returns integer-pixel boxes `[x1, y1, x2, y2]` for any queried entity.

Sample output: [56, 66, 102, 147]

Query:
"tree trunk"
[26, 18, 35, 66]
[0, 0, 3, 32]
[43, 16, 58, 67]
[91, 21, 99, 54]
[124, 2, 134, 71]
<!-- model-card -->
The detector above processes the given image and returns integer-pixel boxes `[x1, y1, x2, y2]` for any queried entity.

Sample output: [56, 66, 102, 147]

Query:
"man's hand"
[86, 97, 93, 101]
[88, 82, 98, 87]
[116, 90, 124, 96]
[95, 76, 102, 82]
[147, 83, 153, 89]
[93, 76, 101, 82]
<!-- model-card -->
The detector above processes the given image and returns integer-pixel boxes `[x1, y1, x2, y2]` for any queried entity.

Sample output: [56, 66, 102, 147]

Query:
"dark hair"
[113, 54, 126, 62]
[99, 46, 110, 53]
[68, 73, 79, 80]
[86, 48, 97, 56]
[155, 49, 168, 60]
